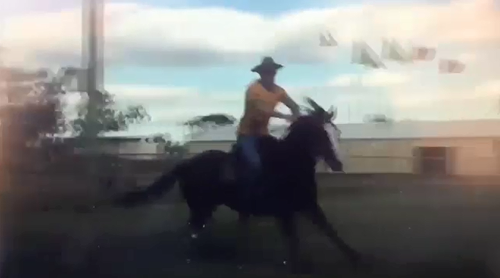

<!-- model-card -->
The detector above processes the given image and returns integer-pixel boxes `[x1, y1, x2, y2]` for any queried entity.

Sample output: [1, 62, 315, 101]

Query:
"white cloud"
[363, 71, 410, 87]
[105, 82, 373, 129]
[474, 79, 500, 95]
[1, 0, 499, 67]
[58, 75, 500, 140]
[329, 71, 410, 87]
[329, 74, 358, 87]
[3, 0, 500, 138]
[107, 84, 242, 124]
[457, 52, 477, 63]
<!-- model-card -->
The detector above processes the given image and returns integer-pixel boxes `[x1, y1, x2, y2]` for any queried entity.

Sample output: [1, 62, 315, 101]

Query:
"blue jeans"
[236, 135, 261, 187]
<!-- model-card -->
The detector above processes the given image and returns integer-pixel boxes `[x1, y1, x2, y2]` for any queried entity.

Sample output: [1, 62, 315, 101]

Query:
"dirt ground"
[2, 174, 500, 278]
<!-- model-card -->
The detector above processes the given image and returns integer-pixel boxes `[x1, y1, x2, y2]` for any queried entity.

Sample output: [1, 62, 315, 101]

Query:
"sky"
[1, 0, 500, 141]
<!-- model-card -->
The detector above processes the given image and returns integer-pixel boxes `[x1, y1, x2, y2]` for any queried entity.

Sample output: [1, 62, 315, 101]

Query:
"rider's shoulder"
[245, 80, 261, 95]
[275, 84, 286, 92]
[274, 84, 287, 95]
[247, 80, 260, 90]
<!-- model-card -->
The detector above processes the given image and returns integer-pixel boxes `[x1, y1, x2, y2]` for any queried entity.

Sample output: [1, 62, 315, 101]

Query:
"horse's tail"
[113, 165, 180, 208]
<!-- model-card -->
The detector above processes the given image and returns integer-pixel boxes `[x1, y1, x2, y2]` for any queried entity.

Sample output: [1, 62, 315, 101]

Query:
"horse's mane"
[254, 115, 326, 169]
[285, 115, 324, 141]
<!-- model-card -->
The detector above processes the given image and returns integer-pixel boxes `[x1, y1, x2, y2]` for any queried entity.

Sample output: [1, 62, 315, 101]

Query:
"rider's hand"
[284, 114, 295, 122]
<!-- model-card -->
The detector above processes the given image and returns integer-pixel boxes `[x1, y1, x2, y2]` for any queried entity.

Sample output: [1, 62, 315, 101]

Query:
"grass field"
[2, 174, 500, 278]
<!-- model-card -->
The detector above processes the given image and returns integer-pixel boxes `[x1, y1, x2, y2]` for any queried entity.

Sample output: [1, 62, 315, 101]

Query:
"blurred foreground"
[1, 174, 500, 278]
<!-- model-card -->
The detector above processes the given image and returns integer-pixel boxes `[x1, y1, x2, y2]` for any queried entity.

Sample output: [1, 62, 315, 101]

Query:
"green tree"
[0, 67, 62, 143]
[146, 134, 187, 157]
[0, 66, 150, 141]
[69, 90, 150, 138]
[363, 113, 394, 123]
[183, 113, 236, 134]
[164, 141, 187, 157]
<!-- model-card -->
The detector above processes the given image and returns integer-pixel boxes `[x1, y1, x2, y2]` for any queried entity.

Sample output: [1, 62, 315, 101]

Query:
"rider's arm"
[270, 111, 292, 120]
[279, 91, 300, 119]
[246, 85, 298, 121]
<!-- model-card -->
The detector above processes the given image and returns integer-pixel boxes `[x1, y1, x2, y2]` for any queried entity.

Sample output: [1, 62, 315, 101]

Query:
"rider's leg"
[237, 135, 261, 185]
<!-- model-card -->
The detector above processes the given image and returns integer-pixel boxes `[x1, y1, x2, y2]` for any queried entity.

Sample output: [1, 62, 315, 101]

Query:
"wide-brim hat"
[251, 57, 283, 73]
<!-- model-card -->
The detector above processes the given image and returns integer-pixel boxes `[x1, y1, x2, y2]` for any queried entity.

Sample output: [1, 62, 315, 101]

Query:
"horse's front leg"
[237, 212, 250, 266]
[276, 214, 310, 273]
[304, 203, 361, 267]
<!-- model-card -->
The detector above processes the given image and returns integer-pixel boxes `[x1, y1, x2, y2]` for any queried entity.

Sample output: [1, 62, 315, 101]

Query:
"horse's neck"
[278, 139, 316, 169]
[258, 135, 316, 170]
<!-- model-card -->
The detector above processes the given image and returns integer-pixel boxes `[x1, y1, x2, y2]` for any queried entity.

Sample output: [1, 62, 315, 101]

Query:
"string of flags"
[413, 47, 436, 62]
[381, 39, 412, 63]
[319, 31, 465, 74]
[438, 59, 465, 74]
[352, 41, 386, 69]
[319, 32, 338, 47]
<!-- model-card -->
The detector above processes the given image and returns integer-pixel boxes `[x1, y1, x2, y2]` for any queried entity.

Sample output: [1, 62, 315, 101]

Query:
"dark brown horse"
[113, 98, 361, 273]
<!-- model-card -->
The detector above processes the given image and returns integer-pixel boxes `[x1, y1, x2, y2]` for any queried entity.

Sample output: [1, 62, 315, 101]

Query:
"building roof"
[189, 120, 500, 142]
[41, 135, 145, 143]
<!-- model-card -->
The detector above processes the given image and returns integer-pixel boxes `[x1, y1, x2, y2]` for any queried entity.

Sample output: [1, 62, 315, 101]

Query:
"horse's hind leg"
[277, 214, 310, 273]
[182, 187, 212, 238]
[304, 203, 361, 266]
[185, 205, 215, 262]
[187, 210, 207, 239]
[237, 213, 250, 265]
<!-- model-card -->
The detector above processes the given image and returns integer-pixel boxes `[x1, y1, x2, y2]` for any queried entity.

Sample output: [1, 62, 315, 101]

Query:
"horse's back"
[179, 149, 228, 176]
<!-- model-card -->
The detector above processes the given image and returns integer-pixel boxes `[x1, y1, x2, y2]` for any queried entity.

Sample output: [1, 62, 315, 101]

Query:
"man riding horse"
[236, 57, 301, 189]
[111, 58, 359, 273]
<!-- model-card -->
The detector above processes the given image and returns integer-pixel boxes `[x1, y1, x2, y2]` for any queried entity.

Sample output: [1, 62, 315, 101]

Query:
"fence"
[7, 150, 500, 177]
[3, 152, 181, 176]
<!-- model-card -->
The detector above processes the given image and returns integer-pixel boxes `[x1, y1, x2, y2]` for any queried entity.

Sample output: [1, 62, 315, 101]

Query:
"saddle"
[221, 135, 280, 183]
[221, 143, 248, 183]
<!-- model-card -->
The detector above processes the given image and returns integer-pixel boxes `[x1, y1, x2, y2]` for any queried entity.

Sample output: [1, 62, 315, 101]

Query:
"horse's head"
[285, 97, 343, 172]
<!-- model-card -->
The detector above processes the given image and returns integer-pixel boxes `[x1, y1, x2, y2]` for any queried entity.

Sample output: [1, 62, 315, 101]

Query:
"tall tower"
[82, 0, 104, 137]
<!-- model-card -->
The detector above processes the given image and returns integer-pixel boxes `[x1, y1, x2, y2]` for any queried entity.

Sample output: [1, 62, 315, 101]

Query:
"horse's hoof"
[73, 205, 92, 213]
[190, 233, 199, 239]
[350, 253, 374, 271]
[289, 260, 314, 274]
[352, 255, 363, 268]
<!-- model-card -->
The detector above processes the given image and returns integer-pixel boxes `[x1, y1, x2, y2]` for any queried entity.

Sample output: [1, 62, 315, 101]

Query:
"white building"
[185, 120, 500, 176]
[47, 136, 166, 160]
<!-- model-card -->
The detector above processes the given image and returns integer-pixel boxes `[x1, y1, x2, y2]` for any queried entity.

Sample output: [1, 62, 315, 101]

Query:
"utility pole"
[82, 0, 104, 174]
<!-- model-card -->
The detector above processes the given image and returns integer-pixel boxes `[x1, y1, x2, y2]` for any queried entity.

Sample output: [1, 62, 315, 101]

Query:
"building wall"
[75, 140, 163, 159]
[186, 141, 233, 154]
[321, 138, 499, 175]
[337, 139, 413, 174]
[186, 138, 500, 176]
[413, 138, 497, 176]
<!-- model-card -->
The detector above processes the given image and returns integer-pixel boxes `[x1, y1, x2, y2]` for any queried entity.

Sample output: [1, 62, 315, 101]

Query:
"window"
[415, 147, 448, 175]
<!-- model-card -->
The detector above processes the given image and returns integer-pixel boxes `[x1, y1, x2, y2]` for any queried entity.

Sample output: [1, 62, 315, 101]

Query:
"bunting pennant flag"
[351, 41, 385, 69]
[439, 59, 465, 73]
[412, 47, 436, 61]
[319, 31, 337, 47]
[381, 39, 412, 63]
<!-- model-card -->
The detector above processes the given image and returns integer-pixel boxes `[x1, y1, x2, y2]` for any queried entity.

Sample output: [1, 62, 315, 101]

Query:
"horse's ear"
[330, 106, 337, 121]
[326, 112, 333, 121]
[326, 106, 333, 120]
[305, 97, 325, 114]
[324, 105, 337, 122]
